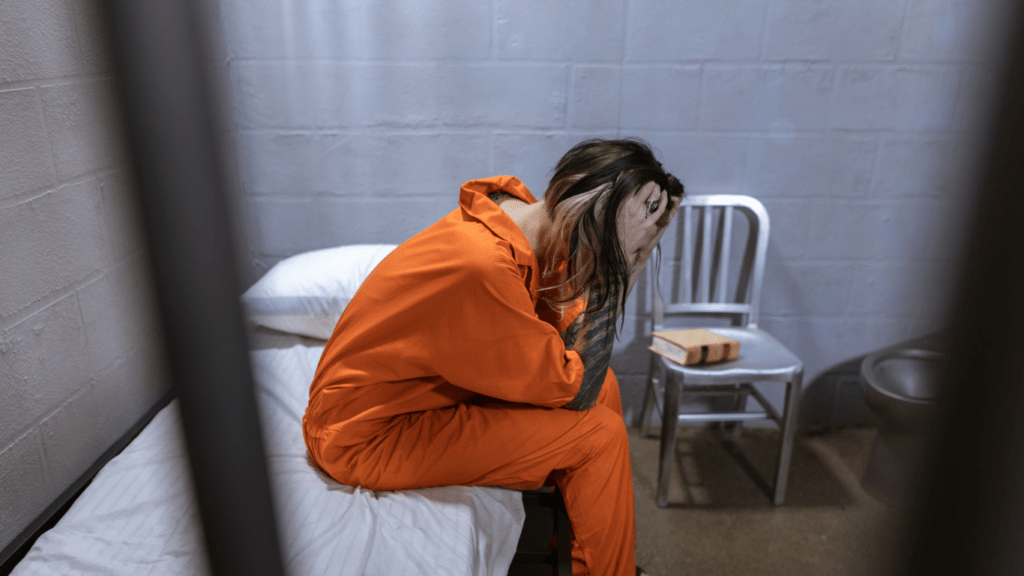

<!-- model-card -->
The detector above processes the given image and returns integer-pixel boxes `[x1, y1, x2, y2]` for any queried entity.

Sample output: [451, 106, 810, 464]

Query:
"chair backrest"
[650, 194, 770, 331]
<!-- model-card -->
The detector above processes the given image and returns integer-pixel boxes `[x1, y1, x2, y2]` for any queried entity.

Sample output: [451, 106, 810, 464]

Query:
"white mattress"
[12, 338, 525, 576]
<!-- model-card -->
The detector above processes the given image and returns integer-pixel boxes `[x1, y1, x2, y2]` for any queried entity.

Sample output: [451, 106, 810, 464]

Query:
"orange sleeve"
[425, 250, 584, 406]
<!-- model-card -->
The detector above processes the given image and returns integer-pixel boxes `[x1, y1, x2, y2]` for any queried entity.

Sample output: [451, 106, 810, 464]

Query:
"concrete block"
[493, 133, 615, 194]
[620, 66, 701, 130]
[90, 339, 171, 440]
[642, 133, 747, 192]
[763, 0, 902, 61]
[761, 262, 854, 317]
[219, 0, 490, 60]
[0, 88, 55, 201]
[338, 0, 491, 60]
[216, 0, 281, 59]
[873, 138, 970, 199]
[0, 429, 51, 552]
[0, 181, 107, 319]
[752, 317, 801, 359]
[805, 201, 931, 261]
[746, 135, 876, 198]
[830, 68, 961, 132]
[37, 335, 169, 503]
[848, 262, 958, 319]
[627, 0, 765, 61]
[570, 66, 622, 129]
[953, 64, 1001, 133]
[0, 0, 79, 82]
[77, 274, 125, 375]
[437, 65, 568, 128]
[40, 79, 128, 181]
[760, 200, 813, 261]
[235, 62, 567, 129]
[496, 0, 626, 61]
[78, 257, 160, 375]
[232, 62, 437, 129]
[239, 132, 490, 196]
[99, 170, 146, 263]
[229, 62, 308, 129]
[924, 200, 975, 262]
[39, 385, 115, 496]
[70, 0, 114, 74]
[253, 195, 459, 256]
[900, 0, 1011, 62]
[0, 295, 91, 440]
[806, 199, 937, 258]
[699, 65, 833, 131]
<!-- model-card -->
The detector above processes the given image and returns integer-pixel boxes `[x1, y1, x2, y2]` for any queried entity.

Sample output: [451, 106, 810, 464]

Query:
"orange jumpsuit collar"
[458, 175, 542, 297]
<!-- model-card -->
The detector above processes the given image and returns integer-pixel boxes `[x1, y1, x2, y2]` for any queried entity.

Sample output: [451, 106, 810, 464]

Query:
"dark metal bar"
[899, 4, 1024, 575]
[102, 1, 285, 575]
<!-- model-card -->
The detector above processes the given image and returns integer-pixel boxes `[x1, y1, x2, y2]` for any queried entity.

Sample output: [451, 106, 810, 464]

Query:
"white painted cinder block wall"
[0, 0, 169, 552]
[217, 0, 1013, 425]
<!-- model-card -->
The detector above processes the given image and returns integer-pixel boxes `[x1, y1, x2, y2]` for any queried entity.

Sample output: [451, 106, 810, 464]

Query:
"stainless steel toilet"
[859, 346, 944, 507]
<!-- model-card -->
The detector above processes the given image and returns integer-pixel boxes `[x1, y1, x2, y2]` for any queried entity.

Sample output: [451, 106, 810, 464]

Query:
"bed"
[8, 245, 533, 576]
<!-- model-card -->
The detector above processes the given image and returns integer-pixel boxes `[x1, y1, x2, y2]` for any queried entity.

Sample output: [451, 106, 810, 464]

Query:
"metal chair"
[638, 194, 803, 506]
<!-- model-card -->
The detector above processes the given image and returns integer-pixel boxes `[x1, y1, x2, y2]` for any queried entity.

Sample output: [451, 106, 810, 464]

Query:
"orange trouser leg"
[328, 374, 635, 576]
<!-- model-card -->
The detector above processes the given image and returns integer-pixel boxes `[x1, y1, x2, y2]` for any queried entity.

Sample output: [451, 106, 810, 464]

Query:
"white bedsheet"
[12, 340, 525, 576]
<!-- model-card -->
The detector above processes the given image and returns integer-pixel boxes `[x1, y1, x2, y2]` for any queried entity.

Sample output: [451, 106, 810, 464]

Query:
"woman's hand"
[615, 181, 680, 313]
[617, 181, 679, 271]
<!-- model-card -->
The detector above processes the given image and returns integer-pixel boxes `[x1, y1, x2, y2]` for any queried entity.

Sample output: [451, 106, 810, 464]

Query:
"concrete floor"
[630, 425, 911, 576]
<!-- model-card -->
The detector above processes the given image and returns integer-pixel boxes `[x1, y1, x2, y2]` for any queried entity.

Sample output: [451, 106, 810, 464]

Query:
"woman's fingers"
[617, 181, 681, 274]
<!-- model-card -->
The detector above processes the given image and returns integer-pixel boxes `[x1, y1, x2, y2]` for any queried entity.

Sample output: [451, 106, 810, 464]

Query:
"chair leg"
[732, 384, 750, 438]
[639, 353, 659, 438]
[772, 371, 803, 506]
[657, 371, 681, 508]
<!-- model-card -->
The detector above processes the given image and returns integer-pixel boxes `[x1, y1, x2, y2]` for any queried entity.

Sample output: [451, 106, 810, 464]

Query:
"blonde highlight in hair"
[538, 185, 609, 318]
[537, 138, 685, 326]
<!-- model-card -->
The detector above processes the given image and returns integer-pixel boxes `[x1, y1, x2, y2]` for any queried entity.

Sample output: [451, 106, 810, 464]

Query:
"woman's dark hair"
[540, 138, 684, 321]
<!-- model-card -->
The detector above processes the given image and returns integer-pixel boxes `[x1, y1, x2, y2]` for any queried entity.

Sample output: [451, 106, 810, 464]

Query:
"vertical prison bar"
[103, 1, 286, 574]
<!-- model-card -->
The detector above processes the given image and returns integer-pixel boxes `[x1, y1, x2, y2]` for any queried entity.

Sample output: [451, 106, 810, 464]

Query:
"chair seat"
[657, 327, 803, 385]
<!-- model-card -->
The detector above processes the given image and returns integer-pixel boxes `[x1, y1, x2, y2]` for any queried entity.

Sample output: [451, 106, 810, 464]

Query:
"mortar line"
[758, 0, 771, 62]
[68, 0, 87, 74]
[32, 86, 62, 188]
[0, 270, 104, 333]
[0, 171, 116, 210]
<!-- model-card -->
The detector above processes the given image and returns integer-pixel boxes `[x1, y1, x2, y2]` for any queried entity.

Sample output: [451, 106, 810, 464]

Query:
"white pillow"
[242, 244, 398, 339]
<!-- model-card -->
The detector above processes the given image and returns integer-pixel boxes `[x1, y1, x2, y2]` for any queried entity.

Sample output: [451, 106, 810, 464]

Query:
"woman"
[304, 138, 684, 576]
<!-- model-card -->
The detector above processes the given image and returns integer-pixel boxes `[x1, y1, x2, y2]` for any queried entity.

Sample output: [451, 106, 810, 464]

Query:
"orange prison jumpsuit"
[303, 175, 636, 576]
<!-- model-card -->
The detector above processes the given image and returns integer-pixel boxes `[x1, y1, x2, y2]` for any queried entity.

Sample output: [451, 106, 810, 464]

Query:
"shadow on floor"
[630, 426, 909, 576]
[636, 427, 859, 509]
